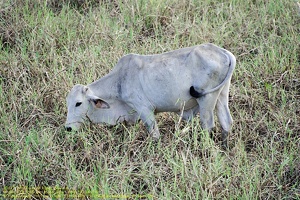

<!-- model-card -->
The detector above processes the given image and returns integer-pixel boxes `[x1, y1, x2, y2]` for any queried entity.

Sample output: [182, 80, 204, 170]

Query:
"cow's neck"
[87, 72, 119, 99]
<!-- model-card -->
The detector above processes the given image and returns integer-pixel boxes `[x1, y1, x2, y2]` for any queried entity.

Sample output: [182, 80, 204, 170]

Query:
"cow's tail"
[190, 50, 236, 98]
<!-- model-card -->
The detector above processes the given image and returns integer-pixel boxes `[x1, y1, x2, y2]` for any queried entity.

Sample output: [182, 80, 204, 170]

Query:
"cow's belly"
[153, 96, 198, 113]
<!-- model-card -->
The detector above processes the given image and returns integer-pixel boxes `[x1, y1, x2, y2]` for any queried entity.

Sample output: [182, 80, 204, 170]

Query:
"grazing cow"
[65, 43, 236, 148]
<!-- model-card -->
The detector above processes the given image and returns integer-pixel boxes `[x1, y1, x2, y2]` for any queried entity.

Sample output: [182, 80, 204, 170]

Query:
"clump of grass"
[0, 0, 299, 199]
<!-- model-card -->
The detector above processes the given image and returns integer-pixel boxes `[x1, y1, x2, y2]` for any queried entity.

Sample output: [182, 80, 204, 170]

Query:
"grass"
[0, 0, 299, 199]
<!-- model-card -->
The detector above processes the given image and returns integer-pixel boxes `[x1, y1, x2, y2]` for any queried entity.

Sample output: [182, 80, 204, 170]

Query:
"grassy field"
[0, 0, 299, 199]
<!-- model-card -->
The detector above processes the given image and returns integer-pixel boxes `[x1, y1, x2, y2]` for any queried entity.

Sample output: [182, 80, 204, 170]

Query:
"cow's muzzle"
[64, 121, 82, 132]
[65, 127, 72, 132]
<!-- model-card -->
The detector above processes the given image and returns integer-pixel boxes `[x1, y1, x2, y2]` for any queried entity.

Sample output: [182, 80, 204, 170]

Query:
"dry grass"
[0, 0, 299, 199]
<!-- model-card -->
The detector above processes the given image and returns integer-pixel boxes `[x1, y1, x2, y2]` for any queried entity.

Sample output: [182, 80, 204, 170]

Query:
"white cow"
[65, 43, 236, 148]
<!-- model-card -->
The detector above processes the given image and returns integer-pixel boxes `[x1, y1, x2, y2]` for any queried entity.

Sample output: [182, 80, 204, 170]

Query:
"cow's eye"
[75, 102, 82, 107]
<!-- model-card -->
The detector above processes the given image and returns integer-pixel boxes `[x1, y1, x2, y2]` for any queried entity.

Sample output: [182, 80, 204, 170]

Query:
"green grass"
[0, 0, 299, 199]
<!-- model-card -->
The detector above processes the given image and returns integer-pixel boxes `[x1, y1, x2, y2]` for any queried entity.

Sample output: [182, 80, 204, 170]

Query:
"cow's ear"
[92, 98, 110, 109]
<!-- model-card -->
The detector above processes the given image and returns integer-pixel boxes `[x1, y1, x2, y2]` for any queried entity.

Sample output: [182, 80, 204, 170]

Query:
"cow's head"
[65, 84, 110, 132]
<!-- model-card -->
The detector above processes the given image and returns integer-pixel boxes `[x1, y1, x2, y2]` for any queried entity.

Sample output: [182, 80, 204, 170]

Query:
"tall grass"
[0, 0, 299, 199]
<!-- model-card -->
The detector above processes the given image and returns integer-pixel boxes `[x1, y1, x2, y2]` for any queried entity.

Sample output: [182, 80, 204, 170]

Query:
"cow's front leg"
[138, 109, 160, 139]
[127, 98, 160, 139]
[147, 119, 160, 140]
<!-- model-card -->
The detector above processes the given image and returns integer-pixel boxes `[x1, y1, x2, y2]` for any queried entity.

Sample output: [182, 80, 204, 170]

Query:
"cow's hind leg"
[216, 82, 233, 149]
[181, 106, 199, 121]
[196, 92, 220, 139]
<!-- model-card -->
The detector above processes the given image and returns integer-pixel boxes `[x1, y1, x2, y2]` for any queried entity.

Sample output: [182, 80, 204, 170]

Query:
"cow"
[65, 43, 236, 148]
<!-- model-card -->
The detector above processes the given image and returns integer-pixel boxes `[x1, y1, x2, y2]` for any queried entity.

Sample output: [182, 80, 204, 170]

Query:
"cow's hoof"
[153, 136, 159, 141]
[221, 141, 228, 150]
[151, 131, 160, 141]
